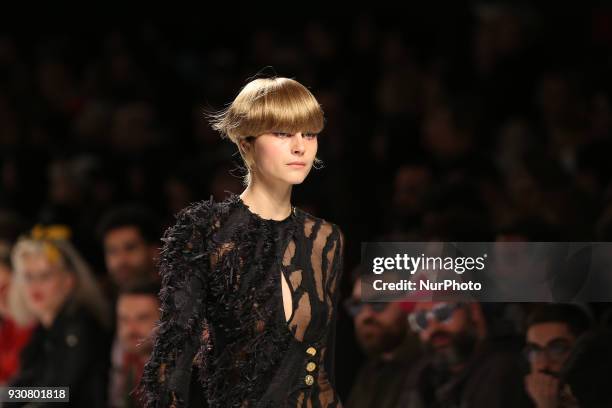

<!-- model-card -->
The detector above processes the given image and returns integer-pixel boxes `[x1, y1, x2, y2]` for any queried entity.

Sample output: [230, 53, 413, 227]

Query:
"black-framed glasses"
[408, 302, 463, 332]
[343, 298, 390, 317]
[523, 339, 572, 364]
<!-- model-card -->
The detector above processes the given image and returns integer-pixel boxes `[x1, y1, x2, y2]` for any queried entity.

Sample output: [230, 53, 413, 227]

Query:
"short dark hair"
[118, 281, 161, 299]
[526, 303, 592, 337]
[97, 204, 161, 245]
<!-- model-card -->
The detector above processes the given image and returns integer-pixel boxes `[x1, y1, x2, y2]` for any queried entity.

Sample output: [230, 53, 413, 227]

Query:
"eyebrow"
[527, 337, 572, 347]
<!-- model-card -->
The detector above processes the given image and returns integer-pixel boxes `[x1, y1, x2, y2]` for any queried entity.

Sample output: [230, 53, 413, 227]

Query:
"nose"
[532, 354, 551, 372]
[420, 316, 442, 341]
[291, 132, 305, 155]
[355, 304, 375, 323]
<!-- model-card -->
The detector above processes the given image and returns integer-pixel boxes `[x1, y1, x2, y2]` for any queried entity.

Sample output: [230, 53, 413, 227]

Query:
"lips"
[31, 291, 44, 302]
[287, 162, 306, 167]
[430, 333, 451, 348]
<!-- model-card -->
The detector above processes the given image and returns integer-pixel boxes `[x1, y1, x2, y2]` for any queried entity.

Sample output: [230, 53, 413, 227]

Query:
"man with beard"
[397, 301, 532, 408]
[345, 274, 421, 408]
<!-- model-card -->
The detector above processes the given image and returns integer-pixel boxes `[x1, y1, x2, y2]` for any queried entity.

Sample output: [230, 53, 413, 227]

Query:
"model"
[138, 76, 345, 407]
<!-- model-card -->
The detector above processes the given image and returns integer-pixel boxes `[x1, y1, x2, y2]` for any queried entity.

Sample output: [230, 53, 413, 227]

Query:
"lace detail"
[137, 192, 344, 408]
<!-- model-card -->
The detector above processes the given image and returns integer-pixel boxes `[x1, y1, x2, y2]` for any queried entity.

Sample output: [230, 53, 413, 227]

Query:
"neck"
[39, 310, 57, 328]
[39, 295, 70, 329]
[240, 181, 293, 221]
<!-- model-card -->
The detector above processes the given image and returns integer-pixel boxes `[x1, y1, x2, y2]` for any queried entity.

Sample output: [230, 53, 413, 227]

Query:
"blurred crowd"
[1, 3, 612, 407]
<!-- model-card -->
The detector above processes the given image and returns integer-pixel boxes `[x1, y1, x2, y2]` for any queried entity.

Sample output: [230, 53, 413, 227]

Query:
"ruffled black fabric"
[136, 192, 345, 407]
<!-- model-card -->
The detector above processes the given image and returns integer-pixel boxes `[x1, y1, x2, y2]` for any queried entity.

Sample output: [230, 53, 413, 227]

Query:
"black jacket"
[7, 296, 111, 407]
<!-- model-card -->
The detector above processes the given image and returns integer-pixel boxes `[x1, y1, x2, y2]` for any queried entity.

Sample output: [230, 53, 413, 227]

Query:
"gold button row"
[304, 346, 317, 385]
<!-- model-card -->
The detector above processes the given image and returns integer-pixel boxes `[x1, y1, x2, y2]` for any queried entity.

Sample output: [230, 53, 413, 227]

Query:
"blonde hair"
[209, 77, 325, 185]
[9, 233, 111, 329]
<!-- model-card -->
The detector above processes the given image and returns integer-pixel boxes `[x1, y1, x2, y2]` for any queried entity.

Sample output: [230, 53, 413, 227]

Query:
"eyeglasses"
[408, 302, 463, 332]
[343, 298, 390, 317]
[523, 339, 572, 364]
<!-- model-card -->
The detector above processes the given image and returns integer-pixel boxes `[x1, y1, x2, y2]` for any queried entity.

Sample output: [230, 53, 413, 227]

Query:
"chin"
[283, 176, 308, 185]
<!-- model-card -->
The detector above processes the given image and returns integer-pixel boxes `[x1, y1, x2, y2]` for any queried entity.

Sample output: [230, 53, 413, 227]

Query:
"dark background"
[1, 4, 612, 399]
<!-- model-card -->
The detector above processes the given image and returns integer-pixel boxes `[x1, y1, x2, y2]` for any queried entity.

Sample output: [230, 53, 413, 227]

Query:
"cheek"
[254, 142, 286, 172]
[48, 276, 71, 299]
[107, 253, 121, 267]
[258, 142, 284, 162]
[136, 320, 153, 334]
[135, 251, 149, 264]
[310, 139, 318, 157]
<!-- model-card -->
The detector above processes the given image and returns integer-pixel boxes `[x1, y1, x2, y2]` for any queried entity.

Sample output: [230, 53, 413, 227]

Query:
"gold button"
[304, 375, 314, 385]
[306, 362, 316, 372]
[306, 347, 317, 356]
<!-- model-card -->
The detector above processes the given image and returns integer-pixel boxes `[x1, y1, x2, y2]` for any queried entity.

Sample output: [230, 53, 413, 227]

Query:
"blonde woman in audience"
[7, 225, 112, 407]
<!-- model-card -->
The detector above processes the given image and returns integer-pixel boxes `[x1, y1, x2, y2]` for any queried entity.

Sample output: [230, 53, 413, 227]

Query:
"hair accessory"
[30, 224, 72, 263]
[31, 224, 72, 241]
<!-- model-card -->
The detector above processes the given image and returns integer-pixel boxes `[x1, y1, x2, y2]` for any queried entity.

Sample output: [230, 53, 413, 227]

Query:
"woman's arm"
[137, 200, 215, 408]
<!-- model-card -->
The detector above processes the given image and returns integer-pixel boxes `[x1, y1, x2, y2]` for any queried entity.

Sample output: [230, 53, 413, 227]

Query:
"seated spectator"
[96, 204, 162, 297]
[109, 281, 160, 408]
[0, 243, 35, 384]
[524, 303, 592, 408]
[344, 274, 420, 408]
[6, 225, 112, 407]
[398, 301, 532, 407]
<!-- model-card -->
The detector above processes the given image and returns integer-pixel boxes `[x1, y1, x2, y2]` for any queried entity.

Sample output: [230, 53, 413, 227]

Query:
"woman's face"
[249, 131, 318, 185]
[21, 253, 74, 320]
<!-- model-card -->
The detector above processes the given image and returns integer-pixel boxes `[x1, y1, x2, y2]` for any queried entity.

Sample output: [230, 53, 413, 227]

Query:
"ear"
[239, 138, 251, 152]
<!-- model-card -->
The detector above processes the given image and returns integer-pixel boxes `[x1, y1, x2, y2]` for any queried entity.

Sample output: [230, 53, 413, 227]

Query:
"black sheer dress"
[138, 192, 345, 407]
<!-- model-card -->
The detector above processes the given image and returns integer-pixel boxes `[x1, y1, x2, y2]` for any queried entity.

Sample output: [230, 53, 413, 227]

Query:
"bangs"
[212, 77, 325, 141]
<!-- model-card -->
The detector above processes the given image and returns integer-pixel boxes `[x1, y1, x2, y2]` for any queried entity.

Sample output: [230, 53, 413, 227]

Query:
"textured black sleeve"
[136, 200, 215, 408]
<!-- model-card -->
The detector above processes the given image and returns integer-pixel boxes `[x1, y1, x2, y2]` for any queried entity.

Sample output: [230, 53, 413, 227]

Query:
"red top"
[0, 317, 35, 384]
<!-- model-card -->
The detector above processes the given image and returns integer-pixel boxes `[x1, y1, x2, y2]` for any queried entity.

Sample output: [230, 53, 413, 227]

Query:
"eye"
[273, 132, 290, 138]
[304, 133, 318, 140]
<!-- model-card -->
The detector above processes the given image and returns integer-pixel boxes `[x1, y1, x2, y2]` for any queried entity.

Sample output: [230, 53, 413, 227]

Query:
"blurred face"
[22, 253, 74, 321]
[247, 131, 318, 185]
[526, 322, 575, 375]
[104, 227, 156, 288]
[117, 294, 160, 355]
[422, 106, 469, 160]
[0, 263, 11, 316]
[393, 165, 432, 214]
[410, 302, 481, 371]
[348, 279, 407, 356]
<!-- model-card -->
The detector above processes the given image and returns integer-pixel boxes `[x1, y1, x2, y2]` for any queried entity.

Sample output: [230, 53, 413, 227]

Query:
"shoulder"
[171, 196, 218, 227]
[166, 194, 238, 238]
[296, 208, 344, 252]
[296, 208, 344, 245]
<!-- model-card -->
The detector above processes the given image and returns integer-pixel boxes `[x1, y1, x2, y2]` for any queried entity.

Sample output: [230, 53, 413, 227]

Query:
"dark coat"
[7, 296, 111, 407]
[396, 340, 534, 408]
